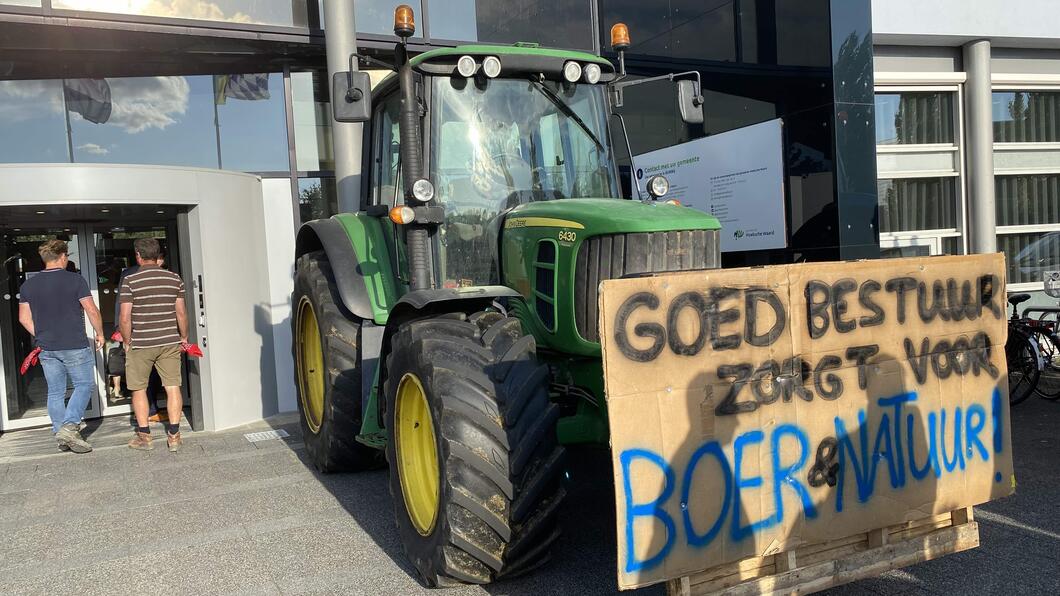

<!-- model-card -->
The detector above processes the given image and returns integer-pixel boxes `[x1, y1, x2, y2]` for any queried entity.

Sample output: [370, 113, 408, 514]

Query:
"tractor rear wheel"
[384, 311, 566, 586]
[293, 251, 383, 472]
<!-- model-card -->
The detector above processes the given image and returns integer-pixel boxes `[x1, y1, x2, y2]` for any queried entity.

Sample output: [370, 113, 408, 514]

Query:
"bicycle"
[1022, 271, 1060, 401]
[1006, 292, 1042, 406]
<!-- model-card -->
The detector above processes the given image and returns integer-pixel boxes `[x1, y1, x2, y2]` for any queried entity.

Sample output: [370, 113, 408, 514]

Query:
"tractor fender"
[295, 219, 373, 321]
[382, 286, 523, 350]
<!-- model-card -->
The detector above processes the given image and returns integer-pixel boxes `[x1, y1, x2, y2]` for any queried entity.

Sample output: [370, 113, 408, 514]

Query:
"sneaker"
[148, 411, 168, 424]
[128, 432, 154, 451]
[55, 424, 92, 454]
[166, 432, 182, 453]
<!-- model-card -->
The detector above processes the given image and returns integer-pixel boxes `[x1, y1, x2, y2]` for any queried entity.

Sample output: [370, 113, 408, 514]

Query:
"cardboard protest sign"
[599, 254, 1014, 590]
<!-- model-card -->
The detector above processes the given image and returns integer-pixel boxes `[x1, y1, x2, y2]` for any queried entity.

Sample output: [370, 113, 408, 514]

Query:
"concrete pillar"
[963, 39, 997, 254]
[324, 1, 362, 214]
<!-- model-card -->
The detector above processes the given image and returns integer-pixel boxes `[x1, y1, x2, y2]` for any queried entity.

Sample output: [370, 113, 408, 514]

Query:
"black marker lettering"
[613, 292, 665, 362]
[805, 280, 831, 339]
[858, 279, 885, 327]
[745, 287, 786, 347]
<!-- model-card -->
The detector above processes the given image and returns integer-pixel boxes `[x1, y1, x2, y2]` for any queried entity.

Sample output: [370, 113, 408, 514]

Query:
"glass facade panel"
[775, 0, 831, 67]
[942, 236, 962, 255]
[599, 0, 735, 60]
[53, 0, 309, 28]
[996, 174, 1060, 227]
[216, 73, 289, 172]
[1001, 231, 1060, 285]
[291, 71, 334, 171]
[877, 177, 958, 233]
[1, 1, 41, 6]
[298, 177, 338, 222]
[356, 0, 423, 38]
[875, 92, 955, 145]
[993, 91, 1060, 143]
[0, 80, 70, 163]
[69, 76, 217, 168]
[433, 0, 593, 51]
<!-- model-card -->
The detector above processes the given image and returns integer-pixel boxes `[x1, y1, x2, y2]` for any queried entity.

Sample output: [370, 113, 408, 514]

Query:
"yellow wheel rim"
[395, 373, 440, 536]
[296, 297, 325, 434]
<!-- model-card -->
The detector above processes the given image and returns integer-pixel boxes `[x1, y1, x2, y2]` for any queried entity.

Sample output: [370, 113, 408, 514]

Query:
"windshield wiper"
[528, 78, 604, 152]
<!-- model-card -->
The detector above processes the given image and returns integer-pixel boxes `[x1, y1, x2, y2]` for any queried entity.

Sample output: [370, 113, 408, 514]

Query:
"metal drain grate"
[243, 429, 291, 443]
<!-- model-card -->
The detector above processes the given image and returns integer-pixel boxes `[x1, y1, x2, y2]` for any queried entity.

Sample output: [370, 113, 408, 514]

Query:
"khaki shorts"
[126, 344, 183, 390]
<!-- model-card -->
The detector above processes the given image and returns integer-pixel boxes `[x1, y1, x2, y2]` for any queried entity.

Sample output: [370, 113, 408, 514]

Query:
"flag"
[214, 73, 270, 104]
[63, 78, 112, 124]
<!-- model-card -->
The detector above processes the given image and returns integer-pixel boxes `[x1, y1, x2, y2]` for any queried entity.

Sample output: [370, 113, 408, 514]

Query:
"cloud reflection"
[54, 0, 256, 24]
[0, 76, 192, 133]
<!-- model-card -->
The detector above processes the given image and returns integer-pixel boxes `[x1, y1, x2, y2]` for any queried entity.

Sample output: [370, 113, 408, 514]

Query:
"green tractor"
[292, 8, 722, 587]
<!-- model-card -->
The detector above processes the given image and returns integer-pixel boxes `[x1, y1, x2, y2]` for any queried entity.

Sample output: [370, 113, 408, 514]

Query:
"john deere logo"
[734, 230, 745, 238]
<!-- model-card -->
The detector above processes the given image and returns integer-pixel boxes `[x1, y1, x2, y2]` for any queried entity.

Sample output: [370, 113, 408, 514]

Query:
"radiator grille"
[574, 230, 720, 343]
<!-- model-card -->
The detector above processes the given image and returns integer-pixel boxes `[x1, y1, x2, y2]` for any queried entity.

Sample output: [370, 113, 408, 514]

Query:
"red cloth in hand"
[180, 342, 204, 358]
[20, 347, 42, 375]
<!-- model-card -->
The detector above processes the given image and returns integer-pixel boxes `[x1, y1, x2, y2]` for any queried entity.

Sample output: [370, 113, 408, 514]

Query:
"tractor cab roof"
[410, 44, 616, 82]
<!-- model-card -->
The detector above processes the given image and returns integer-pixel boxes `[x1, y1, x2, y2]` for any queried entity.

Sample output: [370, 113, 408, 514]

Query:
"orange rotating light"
[610, 23, 631, 51]
[394, 5, 416, 38]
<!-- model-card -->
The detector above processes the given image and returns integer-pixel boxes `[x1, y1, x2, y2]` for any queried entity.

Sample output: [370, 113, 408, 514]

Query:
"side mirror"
[677, 79, 704, 124]
[332, 71, 372, 123]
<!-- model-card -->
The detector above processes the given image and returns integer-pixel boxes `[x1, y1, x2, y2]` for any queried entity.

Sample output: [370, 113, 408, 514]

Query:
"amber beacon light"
[610, 23, 631, 51]
[394, 4, 416, 38]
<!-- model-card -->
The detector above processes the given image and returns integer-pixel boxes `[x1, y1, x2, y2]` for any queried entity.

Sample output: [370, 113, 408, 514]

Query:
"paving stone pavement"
[0, 397, 1055, 596]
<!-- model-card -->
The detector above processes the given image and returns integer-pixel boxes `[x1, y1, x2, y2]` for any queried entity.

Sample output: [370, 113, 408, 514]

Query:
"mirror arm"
[611, 112, 645, 201]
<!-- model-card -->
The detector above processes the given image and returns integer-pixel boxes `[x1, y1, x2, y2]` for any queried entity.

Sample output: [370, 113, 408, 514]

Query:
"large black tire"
[384, 311, 566, 586]
[293, 251, 383, 472]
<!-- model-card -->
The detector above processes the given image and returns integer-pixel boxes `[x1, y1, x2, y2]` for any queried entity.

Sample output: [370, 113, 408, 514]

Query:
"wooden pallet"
[666, 508, 979, 596]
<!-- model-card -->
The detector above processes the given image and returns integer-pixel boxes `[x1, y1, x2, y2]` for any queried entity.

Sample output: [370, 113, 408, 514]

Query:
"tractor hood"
[499, 198, 723, 357]
[504, 198, 721, 235]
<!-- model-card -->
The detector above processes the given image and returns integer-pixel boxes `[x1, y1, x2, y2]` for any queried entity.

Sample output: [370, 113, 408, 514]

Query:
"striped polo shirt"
[119, 265, 185, 349]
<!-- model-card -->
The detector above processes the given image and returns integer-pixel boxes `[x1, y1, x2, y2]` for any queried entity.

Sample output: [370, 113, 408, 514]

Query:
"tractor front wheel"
[293, 251, 383, 472]
[385, 311, 566, 586]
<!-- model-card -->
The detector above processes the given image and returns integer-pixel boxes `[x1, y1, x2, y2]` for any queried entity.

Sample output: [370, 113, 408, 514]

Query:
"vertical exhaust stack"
[323, 1, 362, 214]
[393, 5, 433, 292]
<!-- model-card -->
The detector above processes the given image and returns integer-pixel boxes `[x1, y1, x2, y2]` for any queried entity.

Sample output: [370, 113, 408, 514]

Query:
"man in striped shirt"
[119, 237, 188, 452]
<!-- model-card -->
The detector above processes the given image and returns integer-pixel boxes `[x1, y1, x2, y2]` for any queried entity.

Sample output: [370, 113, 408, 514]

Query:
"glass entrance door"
[91, 224, 182, 417]
[0, 227, 101, 430]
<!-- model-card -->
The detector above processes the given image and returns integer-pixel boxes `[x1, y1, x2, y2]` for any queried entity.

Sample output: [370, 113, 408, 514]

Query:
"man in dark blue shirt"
[18, 239, 104, 453]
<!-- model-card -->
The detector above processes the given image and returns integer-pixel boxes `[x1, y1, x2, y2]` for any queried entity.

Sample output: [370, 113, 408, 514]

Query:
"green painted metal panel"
[333, 212, 405, 325]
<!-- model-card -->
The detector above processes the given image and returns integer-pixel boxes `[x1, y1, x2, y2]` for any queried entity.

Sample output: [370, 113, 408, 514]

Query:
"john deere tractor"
[293, 6, 722, 586]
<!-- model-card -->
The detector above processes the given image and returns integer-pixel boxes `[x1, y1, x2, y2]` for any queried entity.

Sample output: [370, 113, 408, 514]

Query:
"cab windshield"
[430, 76, 618, 286]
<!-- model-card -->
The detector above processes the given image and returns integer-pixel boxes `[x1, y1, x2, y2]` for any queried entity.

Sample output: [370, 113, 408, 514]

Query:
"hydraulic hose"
[396, 47, 432, 291]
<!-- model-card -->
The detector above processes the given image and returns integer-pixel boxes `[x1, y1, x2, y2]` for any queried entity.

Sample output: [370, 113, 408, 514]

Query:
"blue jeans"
[39, 347, 96, 434]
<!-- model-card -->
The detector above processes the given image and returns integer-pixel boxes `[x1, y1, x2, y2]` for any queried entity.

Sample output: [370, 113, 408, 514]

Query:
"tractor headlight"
[482, 56, 502, 78]
[411, 178, 435, 203]
[647, 175, 669, 199]
[563, 61, 582, 83]
[583, 63, 601, 84]
[456, 55, 477, 78]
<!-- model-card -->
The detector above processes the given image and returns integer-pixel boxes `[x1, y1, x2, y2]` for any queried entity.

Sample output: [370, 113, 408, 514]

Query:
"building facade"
[0, 1, 884, 431]
[872, 0, 1060, 301]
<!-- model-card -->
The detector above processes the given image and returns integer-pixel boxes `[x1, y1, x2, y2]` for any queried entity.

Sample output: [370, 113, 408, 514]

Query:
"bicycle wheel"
[1007, 327, 1041, 405]
[1033, 329, 1060, 400]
